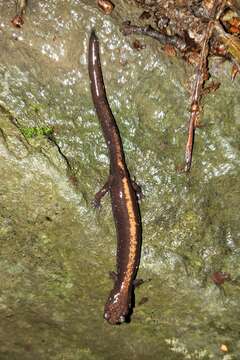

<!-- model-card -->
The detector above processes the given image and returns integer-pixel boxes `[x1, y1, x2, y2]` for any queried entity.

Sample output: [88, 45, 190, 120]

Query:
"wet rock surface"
[0, 1, 239, 359]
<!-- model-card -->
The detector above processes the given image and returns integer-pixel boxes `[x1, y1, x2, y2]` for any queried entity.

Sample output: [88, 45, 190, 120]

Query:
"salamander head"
[104, 290, 131, 325]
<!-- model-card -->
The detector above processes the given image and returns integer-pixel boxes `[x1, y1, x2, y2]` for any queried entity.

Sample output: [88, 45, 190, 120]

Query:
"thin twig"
[184, 0, 226, 172]
[122, 21, 188, 52]
[185, 21, 214, 171]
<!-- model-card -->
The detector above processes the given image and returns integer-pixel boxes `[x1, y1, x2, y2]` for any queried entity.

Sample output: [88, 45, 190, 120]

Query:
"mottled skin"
[88, 31, 142, 325]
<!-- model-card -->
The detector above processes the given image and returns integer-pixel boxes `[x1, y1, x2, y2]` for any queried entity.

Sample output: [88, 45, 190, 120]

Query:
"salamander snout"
[104, 311, 126, 325]
[104, 293, 130, 325]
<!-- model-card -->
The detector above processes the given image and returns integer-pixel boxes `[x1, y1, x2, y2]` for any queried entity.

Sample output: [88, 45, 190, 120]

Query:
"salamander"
[88, 30, 142, 325]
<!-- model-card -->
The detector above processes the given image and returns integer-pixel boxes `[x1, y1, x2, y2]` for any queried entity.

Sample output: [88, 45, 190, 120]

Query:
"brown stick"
[185, 21, 214, 171]
[122, 21, 188, 52]
[184, 0, 226, 172]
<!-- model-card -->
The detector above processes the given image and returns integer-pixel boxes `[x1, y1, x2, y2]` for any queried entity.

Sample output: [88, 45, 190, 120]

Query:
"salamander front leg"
[109, 271, 146, 288]
[131, 178, 143, 200]
[109, 271, 118, 283]
[133, 278, 144, 288]
[93, 176, 113, 208]
[109, 272, 149, 289]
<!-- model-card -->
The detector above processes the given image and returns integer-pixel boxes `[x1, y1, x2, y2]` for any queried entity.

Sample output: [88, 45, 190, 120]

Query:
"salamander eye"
[104, 312, 110, 320]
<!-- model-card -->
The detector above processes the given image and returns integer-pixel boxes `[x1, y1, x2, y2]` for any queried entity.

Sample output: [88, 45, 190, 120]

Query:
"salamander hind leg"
[92, 176, 113, 208]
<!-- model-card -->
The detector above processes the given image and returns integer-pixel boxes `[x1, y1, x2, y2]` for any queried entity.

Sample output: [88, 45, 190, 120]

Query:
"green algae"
[0, 0, 239, 359]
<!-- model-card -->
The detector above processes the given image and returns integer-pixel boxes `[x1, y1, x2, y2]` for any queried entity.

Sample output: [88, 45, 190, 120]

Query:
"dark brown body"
[88, 31, 142, 325]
